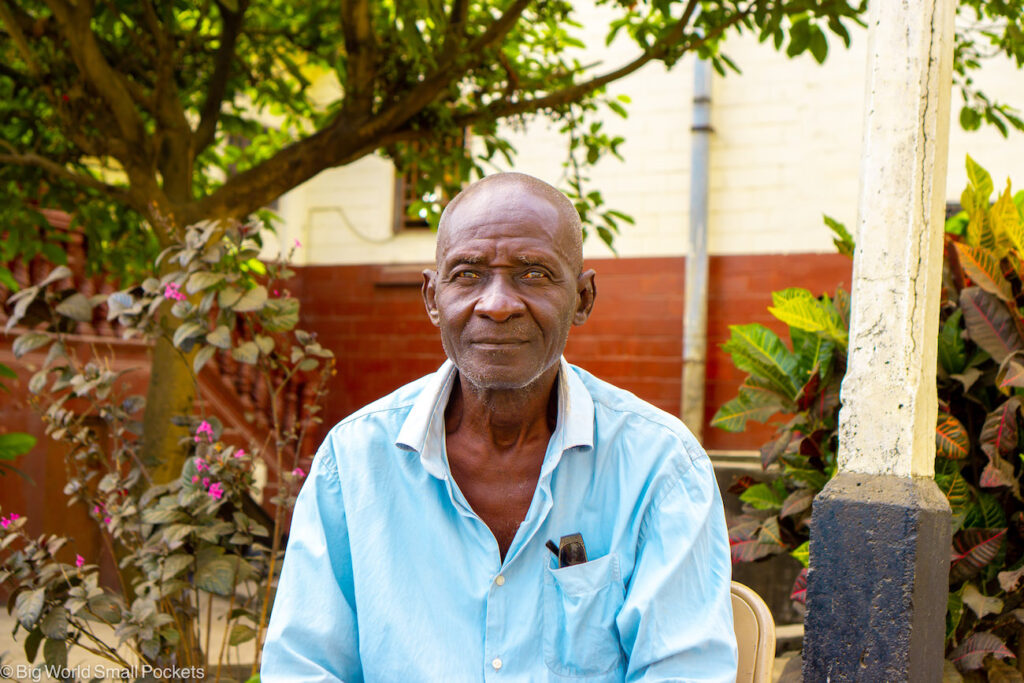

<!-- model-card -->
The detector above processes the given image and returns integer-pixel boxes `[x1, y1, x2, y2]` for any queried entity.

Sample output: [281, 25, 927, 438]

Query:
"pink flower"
[293, 239, 302, 248]
[1, 518, 9, 529]
[163, 282, 186, 301]
[202, 477, 210, 488]
[208, 482, 225, 500]
[195, 458, 208, 471]
[292, 467, 306, 478]
[191, 475, 199, 483]
[273, 289, 279, 296]
[10, 513, 18, 522]
[233, 449, 245, 459]
[92, 505, 102, 515]
[103, 517, 111, 525]
[193, 420, 215, 444]
[75, 555, 84, 568]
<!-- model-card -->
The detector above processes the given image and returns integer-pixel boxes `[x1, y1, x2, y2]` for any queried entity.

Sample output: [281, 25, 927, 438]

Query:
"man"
[262, 173, 737, 681]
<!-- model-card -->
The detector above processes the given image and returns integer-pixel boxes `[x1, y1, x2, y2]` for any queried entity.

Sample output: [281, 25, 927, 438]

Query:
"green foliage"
[3, 0, 1019, 278]
[1, 220, 333, 676]
[719, 158, 1024, 675]
[0, 362, 35, 478]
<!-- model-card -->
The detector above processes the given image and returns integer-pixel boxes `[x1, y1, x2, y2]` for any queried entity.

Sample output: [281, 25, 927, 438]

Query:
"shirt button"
[494, 575, 505, 586]
[492, 657, 503, 671]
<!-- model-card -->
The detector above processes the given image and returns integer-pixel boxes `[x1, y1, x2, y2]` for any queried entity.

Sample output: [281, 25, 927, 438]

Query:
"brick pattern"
[296, 253, 854, 451]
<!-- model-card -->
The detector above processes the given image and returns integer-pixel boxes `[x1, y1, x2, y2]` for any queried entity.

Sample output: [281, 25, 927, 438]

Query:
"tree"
[1, 0, 1021, 478]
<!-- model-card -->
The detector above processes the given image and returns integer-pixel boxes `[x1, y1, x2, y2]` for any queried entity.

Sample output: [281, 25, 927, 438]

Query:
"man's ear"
[422, 269, 441, 326]
[573, 269, 596, 326]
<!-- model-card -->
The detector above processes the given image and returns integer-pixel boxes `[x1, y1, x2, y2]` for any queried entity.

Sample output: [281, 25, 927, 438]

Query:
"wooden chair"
[731, 581, 776, 683]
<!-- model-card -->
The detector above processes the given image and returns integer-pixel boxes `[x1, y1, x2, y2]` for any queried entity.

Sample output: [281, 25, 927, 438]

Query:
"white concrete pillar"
[838, 0, 957, 478]
[804, 1, 957, 678]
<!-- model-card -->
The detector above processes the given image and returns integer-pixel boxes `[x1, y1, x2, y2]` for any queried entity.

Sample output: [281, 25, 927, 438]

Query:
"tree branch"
[41, 0, 149, 149]
[0, 1, 43, 77]
[364, 0, 532, 139]
[194, 0, 248, 155]
[0, 147, 137, 209]
[452, 0, 748, 126]
[341, 0, 377, 115]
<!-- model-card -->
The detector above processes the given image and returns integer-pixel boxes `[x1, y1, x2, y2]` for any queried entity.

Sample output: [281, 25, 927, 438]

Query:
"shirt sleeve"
[616, 454, 738, 682]
[261, 434, 362, 682]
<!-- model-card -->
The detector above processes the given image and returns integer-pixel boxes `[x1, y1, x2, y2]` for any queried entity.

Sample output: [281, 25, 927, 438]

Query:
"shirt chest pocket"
[542, 553, 626, 679]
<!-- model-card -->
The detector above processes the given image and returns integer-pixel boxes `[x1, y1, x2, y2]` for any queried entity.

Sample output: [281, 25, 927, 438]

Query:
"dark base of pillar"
[802, 472, 951, 682]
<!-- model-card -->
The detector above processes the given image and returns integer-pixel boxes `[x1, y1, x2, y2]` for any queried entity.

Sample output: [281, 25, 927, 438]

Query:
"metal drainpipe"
[682, 57, 712, 442]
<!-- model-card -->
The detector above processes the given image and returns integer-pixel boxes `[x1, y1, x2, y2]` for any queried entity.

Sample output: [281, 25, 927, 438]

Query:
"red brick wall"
[296, 253, 853, 451]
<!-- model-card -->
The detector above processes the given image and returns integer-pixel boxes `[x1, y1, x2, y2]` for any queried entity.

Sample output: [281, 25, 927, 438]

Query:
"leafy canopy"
[0, 0, 1021, 281]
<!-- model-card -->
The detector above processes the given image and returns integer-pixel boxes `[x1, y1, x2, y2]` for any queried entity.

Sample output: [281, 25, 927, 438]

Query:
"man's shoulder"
[569, 363, 704, 463]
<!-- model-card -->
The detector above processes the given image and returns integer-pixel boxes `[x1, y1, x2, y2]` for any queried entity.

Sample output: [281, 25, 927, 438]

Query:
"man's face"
[423, 183, 595, 392]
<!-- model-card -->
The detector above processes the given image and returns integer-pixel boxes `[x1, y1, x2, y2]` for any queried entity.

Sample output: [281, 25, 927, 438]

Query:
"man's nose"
[474, 276, 525, 322]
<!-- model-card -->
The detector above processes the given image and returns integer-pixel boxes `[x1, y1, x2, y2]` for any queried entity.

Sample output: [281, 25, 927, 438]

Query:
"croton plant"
[715, 157, 1024, 678]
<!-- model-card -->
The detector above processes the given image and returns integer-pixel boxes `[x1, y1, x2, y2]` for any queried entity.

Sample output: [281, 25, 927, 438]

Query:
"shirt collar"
[395, 357, 595, 480]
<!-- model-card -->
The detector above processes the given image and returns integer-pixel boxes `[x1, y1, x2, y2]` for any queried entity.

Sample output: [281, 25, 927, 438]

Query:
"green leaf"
[0, 433, 36, 460]
[739, 482, 787, 511]
[15, 588, 45, 628]
[261, 297, 300, 332]
[13, 332, 52, 358]
[936, 469, 972, 513]
[938, 310, 966, 375]
[229, 624, 257, 645]
[195, 547, 238, 596]
[710, 395, 777, 432]
[769, 290, 847, 346]
[722, 324, 799, 399]
[24, 626, 42, 663]
[172, 321, 204, 349]
[43, 637, 67, 669]
[55, 292, 94, 322]
[790, 541, 810, 568]
[823, 215, 855, 256]
[964, 492, 1006, 529]
[193, 345, 216, 374]
[966, 155, 995, 207]
[232, 285, 268, 313]
[0, 266, 19, 291]
[186, 271, 226, 294]
[40, 606, 68, 639]
[206, 325, 232, 349]
[231, 341, 260, 364]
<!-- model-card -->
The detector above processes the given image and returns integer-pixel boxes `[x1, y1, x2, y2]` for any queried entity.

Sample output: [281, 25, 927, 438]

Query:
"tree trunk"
[142, 329, 198, 484]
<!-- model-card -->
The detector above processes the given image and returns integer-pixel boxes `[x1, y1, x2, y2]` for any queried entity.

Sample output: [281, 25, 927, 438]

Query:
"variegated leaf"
[950, 528, 1007, 582]
[960, 287, 1023, 364]
[936, 412, 970, 459]
[954, 243, 1013, 302]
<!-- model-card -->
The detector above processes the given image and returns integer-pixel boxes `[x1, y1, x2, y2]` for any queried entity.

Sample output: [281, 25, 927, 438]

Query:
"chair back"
[731, 581, 776, 683]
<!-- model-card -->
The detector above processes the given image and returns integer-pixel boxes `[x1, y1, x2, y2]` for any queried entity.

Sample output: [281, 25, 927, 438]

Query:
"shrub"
[716, 157, 1024, 678]
[0, 220, 333, 681]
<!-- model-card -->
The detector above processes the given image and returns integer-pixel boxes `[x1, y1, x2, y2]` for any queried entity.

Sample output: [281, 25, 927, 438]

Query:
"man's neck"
[445, 364, 559, 451]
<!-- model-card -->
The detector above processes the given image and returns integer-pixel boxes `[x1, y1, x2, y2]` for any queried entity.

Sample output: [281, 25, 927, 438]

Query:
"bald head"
[436, 173, 584, 274]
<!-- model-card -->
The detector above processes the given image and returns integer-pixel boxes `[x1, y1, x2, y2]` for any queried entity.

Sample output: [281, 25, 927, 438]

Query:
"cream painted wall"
[274, 6, 1023, 266]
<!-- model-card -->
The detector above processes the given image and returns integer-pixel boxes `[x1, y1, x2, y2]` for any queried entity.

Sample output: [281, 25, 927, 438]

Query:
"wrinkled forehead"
[435, 182, 581, 269]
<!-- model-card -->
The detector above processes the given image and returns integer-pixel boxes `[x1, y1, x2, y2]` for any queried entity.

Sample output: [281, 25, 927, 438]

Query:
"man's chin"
[454, 360, 556, 393]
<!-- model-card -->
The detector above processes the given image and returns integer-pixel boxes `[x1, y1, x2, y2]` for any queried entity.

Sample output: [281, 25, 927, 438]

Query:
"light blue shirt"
[262, 359, 737, 682]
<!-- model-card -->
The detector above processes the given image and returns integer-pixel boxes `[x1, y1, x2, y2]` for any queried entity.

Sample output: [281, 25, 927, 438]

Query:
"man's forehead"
[435, 173, 584, 272]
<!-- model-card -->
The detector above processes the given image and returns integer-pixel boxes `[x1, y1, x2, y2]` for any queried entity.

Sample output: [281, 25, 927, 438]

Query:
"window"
[392, 131, 468, 233]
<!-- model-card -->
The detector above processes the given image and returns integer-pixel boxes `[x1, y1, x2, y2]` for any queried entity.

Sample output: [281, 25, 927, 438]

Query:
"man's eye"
[523, 270, 547, 279]
[454, 271, 480, 279]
